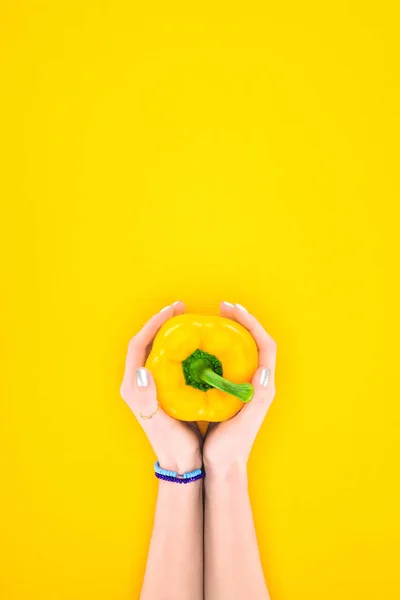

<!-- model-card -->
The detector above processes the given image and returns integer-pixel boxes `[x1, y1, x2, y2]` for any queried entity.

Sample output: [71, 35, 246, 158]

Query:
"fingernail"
[260, 368, 271, 388]
[172, 300, 180, 306]
[222, 301, 234, 307]
[136, 368, 149, 387]
[160, 305, 171, 312]
[235, 303, 248, 313]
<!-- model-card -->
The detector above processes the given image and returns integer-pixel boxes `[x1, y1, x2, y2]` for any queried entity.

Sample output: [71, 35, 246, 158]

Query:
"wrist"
[158, 451, 203, 475]
[204, 459, 248, 486]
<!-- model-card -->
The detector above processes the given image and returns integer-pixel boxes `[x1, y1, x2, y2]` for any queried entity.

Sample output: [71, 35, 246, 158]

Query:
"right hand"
[203, 302, 277, 479]
[120, 301, 203, 474]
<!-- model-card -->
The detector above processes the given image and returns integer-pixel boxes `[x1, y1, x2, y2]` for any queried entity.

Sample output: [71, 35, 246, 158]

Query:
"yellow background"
[1, 2, 399, 599]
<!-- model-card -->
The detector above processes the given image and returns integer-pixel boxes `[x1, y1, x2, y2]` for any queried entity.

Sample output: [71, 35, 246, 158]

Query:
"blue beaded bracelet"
[154, 461, 205, 484]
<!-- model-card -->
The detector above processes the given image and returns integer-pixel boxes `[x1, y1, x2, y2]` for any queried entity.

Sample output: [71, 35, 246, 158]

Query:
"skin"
[120, 301, 203, 600]
[204, 302, 277, 600]
[120, 301, 277, 600]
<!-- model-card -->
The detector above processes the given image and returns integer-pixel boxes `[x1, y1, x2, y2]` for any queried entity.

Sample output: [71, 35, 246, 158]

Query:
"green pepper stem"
[183, 351, 254, 402]
[200, 367, 254, 403]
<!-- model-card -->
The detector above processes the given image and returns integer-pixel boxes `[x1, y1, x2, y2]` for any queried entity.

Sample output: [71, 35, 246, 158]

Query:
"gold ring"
[140, 401, 160, 420]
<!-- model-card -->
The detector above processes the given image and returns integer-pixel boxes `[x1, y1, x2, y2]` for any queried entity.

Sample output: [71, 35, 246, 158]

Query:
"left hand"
[120, 301, 202, 473]
[203, 302, 277, 480]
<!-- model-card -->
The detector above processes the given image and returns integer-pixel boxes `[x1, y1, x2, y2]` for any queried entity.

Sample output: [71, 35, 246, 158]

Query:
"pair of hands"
[120, 301, 277, 478]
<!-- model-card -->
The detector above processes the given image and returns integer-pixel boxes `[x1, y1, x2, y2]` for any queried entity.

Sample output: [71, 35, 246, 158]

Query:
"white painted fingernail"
[260, 368, 270, 387]
[222, 301, 234, 307]
[160, 305, 171, 312]
[235, 303, 248, 313]
[136, 368, 149, 387]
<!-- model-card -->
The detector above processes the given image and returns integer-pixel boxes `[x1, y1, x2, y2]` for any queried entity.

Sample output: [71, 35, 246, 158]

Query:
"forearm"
[140, 478, 203, 600]
[204, 467, 270, 600]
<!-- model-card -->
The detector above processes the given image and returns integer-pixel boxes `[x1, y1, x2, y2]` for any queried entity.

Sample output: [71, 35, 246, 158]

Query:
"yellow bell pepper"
[145, 314, 258, 422]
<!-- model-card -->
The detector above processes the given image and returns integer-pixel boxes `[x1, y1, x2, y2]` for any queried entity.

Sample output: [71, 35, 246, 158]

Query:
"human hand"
[203, 302, 277, 480]
[120, 302, 202, 473]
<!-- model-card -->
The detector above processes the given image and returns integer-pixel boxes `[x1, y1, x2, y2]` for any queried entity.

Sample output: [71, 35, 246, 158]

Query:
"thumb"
[132, 367, 161, 421]
[251, 365, 275, 405]
[236, 366, 275, 430]
[226, 365, 275, 447]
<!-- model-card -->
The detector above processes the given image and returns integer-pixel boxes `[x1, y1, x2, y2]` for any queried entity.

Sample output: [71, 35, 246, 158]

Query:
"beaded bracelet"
[154, 461, 205, 484]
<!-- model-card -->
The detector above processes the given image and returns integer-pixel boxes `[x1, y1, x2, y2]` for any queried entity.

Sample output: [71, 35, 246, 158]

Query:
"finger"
[121, 301, 185, 395]
[233, 365, 275, 431]
[250, 365, 275, 406]
[220, 300, 235, 319]
[170, 300, 186, 316]
[123, 366, 171, 430]
[230, 304, 277, 370]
